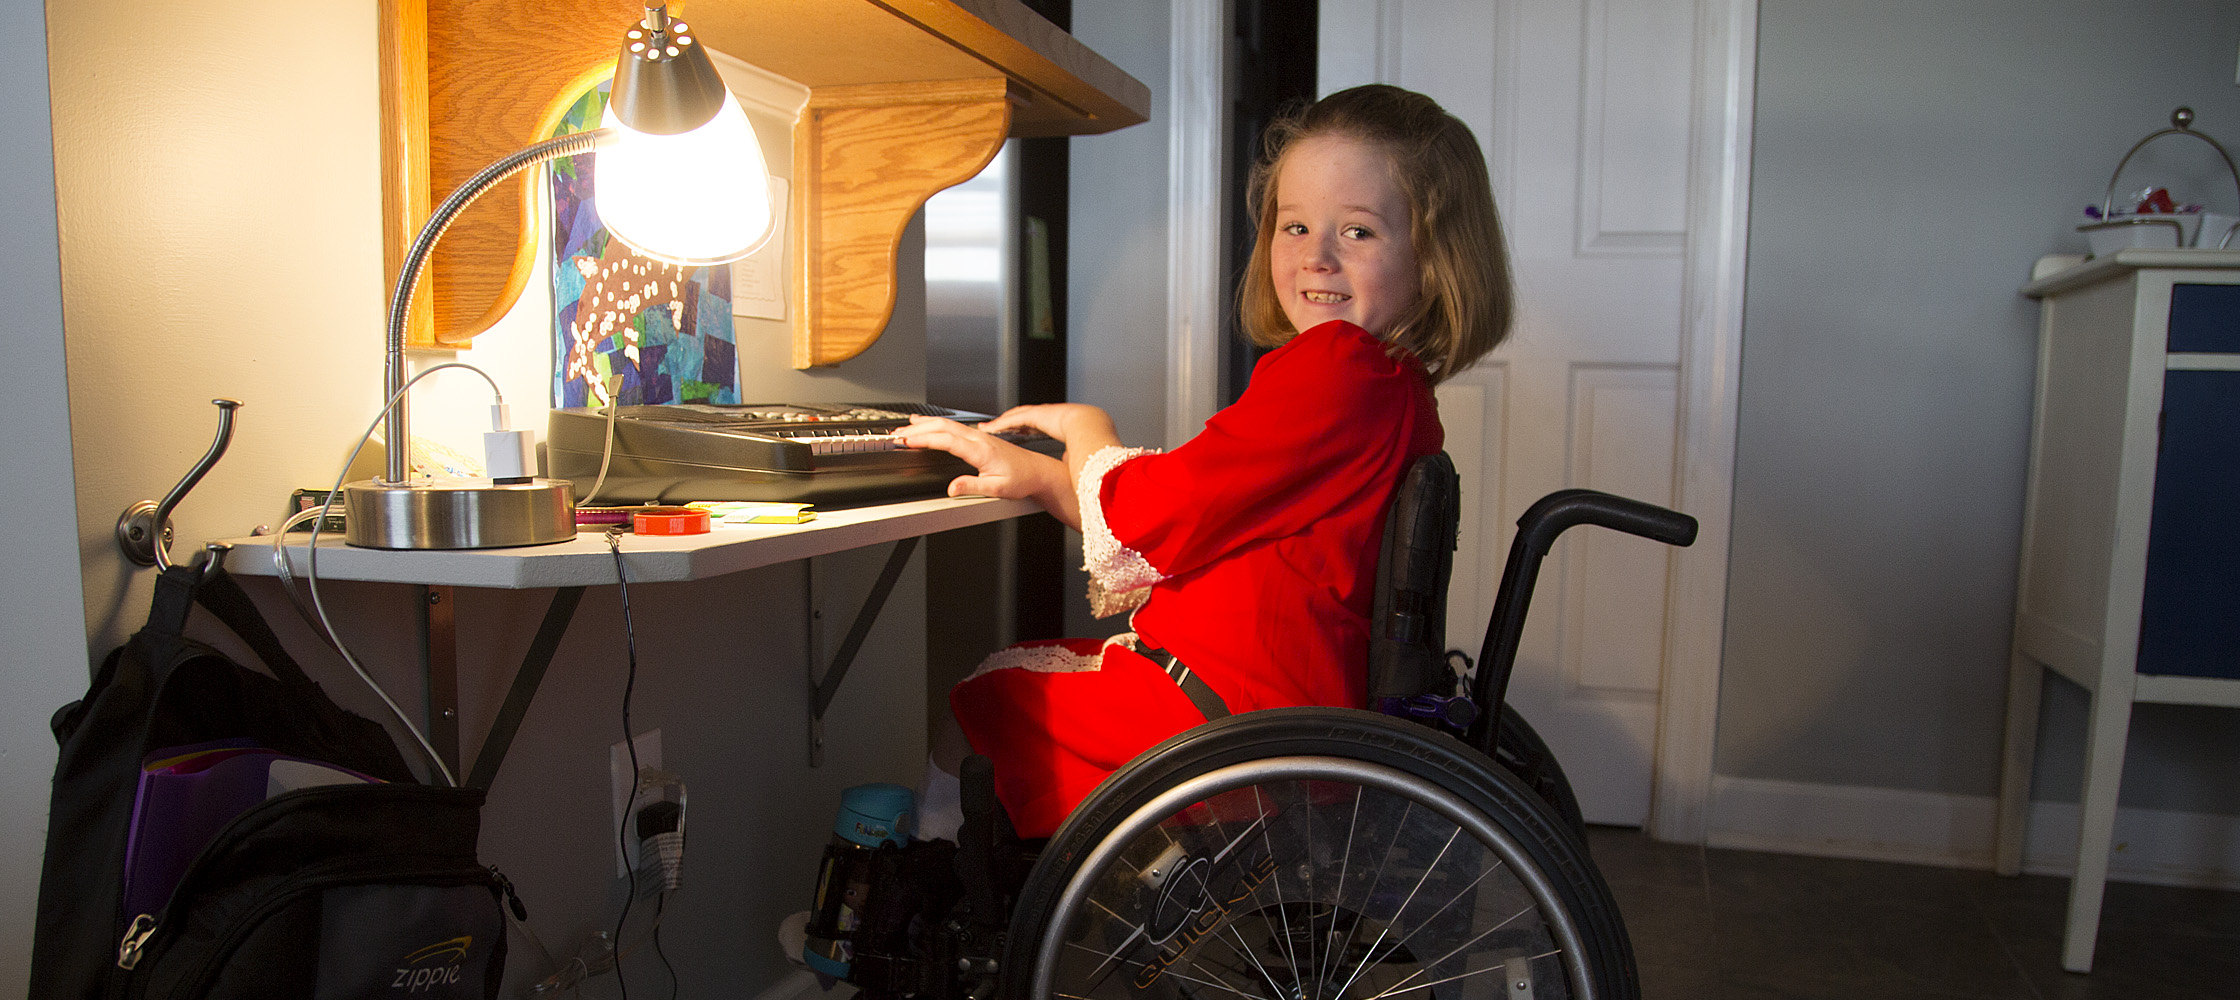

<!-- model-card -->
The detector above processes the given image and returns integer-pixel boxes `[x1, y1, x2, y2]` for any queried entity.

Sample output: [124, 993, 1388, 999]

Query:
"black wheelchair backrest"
[1367, 451, 1462, 701]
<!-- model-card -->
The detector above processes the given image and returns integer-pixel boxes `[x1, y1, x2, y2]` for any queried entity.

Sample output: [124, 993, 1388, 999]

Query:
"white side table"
[1999, 249, 2240, 972]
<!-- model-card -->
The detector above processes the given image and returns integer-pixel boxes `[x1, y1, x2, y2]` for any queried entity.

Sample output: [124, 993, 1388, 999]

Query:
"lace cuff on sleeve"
[1078, 444, 1163, 618]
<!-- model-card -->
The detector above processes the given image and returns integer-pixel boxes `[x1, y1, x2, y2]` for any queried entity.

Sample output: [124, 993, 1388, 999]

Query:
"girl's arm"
[980, 403, 1123, 492]
[893, 405, 1122, 530]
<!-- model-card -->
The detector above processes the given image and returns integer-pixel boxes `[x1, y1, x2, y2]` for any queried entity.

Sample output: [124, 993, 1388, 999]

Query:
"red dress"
[950, 320, 1444, 836]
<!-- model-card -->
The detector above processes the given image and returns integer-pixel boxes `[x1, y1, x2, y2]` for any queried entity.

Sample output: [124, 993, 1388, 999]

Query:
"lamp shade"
[595, 13, 775, 266]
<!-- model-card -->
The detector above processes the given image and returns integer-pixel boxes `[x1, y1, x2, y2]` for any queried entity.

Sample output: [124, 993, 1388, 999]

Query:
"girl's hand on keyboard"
[895, 416, 1081, 529]
[981, 404, 1118, 452]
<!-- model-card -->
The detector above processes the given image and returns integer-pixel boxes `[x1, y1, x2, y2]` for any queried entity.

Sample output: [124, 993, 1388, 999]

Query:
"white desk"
[213, 495, 1042, 781]
[216, 495, 1041, 588]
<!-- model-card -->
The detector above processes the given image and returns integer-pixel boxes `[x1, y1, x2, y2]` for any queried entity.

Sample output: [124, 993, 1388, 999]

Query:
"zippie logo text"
[394, 936, 473, 993]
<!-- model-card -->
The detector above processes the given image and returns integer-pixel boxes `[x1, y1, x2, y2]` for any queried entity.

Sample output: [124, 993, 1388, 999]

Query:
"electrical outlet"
[610, 730, 662, 878]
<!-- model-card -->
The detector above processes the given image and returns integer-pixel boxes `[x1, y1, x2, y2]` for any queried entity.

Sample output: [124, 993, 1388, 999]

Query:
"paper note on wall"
[732, 176, 790, 321]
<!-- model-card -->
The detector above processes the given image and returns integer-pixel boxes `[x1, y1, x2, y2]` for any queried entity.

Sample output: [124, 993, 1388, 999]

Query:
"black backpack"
[29, 559, 511, 999]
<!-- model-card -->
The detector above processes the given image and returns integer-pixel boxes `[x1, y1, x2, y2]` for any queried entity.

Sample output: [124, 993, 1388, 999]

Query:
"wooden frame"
[378, 0, 1147, 366]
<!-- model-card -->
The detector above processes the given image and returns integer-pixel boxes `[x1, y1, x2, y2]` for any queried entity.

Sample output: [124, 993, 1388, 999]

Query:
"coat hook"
[117, 398, 242, 570]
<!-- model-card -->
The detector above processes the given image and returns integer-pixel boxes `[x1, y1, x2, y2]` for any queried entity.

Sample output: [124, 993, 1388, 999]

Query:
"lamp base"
[343, 477, 576, 550]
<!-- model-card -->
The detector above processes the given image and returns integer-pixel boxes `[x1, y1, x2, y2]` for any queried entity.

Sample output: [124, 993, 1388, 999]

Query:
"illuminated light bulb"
[595, 89, 774, 266]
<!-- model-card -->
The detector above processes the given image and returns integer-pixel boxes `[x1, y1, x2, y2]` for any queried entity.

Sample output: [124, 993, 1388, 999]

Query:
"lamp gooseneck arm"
[382, 128, 615, 484]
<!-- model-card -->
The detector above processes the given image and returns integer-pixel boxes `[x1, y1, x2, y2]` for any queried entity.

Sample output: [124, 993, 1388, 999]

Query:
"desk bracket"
[418, 585, 461, 777]
[465, 586, 587, 789]
[809, 536, 919, 767]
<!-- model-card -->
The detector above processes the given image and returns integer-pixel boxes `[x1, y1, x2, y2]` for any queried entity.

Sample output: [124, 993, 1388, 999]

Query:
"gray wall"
[1065, 0, 1172, 640]
[1, 3, 90, 991]
[1722, 0, 2240, 814]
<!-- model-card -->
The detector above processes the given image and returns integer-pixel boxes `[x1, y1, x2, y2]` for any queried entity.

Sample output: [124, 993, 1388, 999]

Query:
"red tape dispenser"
[629, 506, 712, 536]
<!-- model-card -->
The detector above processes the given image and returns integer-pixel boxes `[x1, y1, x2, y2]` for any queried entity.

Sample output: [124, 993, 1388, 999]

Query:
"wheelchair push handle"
[1514, 488, 1698, 550]
[1465, 489, 1698, 758]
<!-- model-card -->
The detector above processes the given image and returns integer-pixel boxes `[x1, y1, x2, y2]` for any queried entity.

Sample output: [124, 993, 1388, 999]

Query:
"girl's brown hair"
[1238, 85, 1513, 384]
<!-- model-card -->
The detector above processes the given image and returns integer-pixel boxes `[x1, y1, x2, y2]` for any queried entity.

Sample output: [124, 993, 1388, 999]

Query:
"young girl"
[894, 84, 1513, 839]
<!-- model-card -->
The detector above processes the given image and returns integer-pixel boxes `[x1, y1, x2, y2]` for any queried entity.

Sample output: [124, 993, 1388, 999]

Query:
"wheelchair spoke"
[1329, 824, 1461, 998]
[1353, 902, 1537, 1000]
[1329, 797, 1417, 987]
[1251, 784, 1308, 1000]
[1344, 849, 1510, 983]
[1208, 919, 1292, 1000]
[1215, 815, 1267, 864]
[1082, 895, 1149, 985]
[1302, 782, 1319, 1000]
[1313, 785, 1366, 1000]
[1361, 948, 1561, 1000]
[1200, 925, 1305, 1000]
[1061, 940, 1265, 1000]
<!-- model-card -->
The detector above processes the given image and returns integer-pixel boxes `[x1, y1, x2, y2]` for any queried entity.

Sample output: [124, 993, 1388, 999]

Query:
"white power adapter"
[627, 769, 687, 896]
[483, 403, 535, 483]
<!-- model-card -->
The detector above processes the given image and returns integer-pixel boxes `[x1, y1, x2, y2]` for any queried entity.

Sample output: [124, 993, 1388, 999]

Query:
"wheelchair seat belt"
[1138, 644, 1231, 720]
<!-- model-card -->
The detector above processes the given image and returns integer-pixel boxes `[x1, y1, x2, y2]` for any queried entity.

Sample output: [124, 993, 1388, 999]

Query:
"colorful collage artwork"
[549, 86, 740, 409]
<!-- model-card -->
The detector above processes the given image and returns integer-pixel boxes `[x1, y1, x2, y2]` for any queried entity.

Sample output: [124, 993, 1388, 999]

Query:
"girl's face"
[1270, 134, 1420, 338]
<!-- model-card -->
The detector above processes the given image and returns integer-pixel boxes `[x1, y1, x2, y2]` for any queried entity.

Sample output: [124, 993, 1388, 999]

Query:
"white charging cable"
[277, 360, 515, 788]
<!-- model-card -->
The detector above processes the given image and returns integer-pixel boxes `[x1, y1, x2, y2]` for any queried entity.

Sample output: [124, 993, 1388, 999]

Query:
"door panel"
[1342, 0, 1699, 825]
[1565, 364, 1679, 697]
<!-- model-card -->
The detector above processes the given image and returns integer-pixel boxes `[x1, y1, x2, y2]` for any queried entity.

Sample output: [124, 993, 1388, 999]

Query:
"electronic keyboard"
[546, 402, 1059, 507]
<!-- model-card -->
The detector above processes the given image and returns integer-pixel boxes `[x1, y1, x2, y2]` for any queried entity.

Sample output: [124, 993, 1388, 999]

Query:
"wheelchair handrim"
[1028, 754, 1602, 1000]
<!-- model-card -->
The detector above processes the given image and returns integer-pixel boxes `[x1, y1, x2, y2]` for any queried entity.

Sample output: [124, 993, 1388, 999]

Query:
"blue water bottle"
[801, 783, 914, 979]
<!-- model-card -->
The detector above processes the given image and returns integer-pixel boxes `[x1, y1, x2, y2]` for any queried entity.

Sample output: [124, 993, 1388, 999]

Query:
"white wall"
[51, 1, 392, 656]
[2, 4, 92, 991]
[40, 1, 933, 993]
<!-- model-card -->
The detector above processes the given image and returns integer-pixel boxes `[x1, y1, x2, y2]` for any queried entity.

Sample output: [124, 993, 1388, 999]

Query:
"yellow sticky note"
[684, 501, 816, 525]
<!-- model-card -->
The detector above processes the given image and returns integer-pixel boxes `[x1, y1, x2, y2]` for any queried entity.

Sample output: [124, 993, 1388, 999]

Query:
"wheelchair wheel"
[1003, 708, 1637, 1000]
[1491, 704, 1588, 845]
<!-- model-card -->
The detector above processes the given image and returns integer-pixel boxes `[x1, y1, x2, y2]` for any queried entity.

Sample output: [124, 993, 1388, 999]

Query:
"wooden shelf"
[379, 0, 1147, 364]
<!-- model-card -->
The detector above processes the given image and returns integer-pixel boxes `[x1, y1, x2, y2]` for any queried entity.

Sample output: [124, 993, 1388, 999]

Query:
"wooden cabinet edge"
[382, 0, 1142, 359]
[377, 0, 434, 349]
[791, 81, 1013, 368]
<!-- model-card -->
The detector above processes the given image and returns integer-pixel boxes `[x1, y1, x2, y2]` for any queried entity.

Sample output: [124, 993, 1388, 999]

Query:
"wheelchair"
[820, 459, 1697, 1000]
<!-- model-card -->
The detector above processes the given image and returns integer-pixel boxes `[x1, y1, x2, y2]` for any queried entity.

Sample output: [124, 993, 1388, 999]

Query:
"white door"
[1320, 0, 1747, 829]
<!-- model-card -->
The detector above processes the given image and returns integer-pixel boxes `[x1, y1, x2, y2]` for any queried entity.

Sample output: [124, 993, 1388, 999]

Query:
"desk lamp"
[344, 3, 774, 549]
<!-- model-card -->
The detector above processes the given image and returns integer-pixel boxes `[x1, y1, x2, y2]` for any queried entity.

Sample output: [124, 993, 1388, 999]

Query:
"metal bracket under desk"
[418, 585, 461, 776]
[807, 536, 920, 767]
[461, 586, 587, 790]
[426, 538, 920, 787]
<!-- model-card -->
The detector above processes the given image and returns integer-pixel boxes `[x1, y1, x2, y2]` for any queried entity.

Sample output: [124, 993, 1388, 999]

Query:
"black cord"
[655, 891, 679, 999]
[607, 527, 641, 1000]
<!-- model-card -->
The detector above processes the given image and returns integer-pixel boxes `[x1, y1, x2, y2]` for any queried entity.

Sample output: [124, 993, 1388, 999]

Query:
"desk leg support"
[419, 585, 462, 781]
[1994, 648, 2043, 876]
[808, 537, 920, 767]
[2062, 679, 2136, 973]
[466, 586, 588, 790]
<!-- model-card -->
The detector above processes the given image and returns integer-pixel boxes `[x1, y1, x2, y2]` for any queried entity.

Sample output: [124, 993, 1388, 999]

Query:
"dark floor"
[1586, 825, 2240, 1000]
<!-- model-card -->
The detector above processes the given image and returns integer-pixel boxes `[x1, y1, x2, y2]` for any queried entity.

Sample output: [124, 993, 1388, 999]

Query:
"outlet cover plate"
[610, 730, 662, 877]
